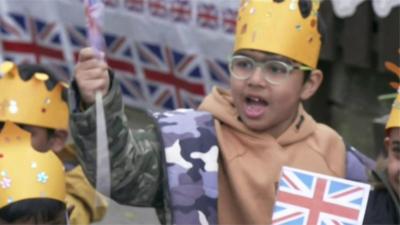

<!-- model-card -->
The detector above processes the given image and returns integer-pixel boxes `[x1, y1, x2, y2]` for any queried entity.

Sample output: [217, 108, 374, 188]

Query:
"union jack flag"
[137, 42, 206, 110]
[66, 25, 145, 104]
[205, 58, 230, 90]
[124, 0, 145, 12]
[197, 3, 219, 30]
[148, 0, 168, 18]
[170, 0, 192, 23]
[222, 8, 237, 34]
[272, 167, 370, 225]
[0, 13, 70, 80]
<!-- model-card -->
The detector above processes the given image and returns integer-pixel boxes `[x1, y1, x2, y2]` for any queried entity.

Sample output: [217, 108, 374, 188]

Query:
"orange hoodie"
[199, 87, 346, 224]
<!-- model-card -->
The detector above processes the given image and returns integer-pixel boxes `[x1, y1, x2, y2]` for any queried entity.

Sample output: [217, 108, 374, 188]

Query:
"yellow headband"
[234, 0, 321, 68]
[0, 61, 69, 130]
[0, 122, 66, 209]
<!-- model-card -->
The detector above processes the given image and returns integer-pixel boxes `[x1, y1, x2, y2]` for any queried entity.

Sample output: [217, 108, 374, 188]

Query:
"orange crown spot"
[0, 61, 69, 130]
[0, 122, 66, 209]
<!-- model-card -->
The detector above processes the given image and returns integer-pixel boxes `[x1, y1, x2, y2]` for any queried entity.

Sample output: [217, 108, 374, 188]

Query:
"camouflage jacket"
[69, 79, 218, 224]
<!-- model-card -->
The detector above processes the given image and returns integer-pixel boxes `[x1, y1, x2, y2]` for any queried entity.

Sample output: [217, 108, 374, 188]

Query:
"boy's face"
[385, 127, 400, 197]
[229, 50, 322, 137]
[19, 125, 53, 152]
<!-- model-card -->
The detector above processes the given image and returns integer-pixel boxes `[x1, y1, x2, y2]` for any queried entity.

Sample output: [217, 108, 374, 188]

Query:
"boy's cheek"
[388, 152, 400, 168]
[387, 155, 400, 181]
[391, 152, 400, 161]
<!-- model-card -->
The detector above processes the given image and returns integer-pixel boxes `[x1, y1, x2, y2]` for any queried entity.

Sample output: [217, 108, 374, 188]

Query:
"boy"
[70, 0, 345, 224]
[363, 90, 400, 224]
[0, 62, 107, 225]
[0, 121, 68, 224]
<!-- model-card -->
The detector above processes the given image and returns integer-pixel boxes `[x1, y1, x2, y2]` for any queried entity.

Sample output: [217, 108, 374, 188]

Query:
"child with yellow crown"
[0, 121, 68, 224]
[363, 64, 400, 224]
[0, 62, 107, 224]
[69, 0, 348, 224]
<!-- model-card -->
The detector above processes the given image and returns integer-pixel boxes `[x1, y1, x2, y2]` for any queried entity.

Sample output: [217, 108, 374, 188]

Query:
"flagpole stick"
[83, 0, 111, 201]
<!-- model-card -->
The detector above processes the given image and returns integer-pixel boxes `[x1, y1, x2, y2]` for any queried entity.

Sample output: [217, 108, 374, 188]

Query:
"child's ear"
[49, 130, 68, 153]
[300, 69, 323, 101]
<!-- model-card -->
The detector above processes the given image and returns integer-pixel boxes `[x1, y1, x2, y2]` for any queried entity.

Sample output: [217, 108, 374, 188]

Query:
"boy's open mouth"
[244, 96, 268, 118]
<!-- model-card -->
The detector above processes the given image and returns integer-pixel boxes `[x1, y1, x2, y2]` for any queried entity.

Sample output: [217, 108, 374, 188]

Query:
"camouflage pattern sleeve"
[68, 76, 164, 207]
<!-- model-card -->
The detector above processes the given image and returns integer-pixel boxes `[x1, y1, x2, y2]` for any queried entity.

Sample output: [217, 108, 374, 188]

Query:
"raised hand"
[74, 47, 110, 106]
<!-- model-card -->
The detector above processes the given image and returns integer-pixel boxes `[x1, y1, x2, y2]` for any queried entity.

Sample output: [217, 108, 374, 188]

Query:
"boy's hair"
[0, 199, 67, 224]
[17, 64, 68, 102]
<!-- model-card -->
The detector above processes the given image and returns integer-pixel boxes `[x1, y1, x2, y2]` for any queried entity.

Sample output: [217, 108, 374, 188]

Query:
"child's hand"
[74, 47, 110, 106]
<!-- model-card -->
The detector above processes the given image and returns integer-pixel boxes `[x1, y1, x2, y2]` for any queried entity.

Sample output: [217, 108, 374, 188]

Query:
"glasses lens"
[263, 61, 289, 84]
[231, 57, 254, 79]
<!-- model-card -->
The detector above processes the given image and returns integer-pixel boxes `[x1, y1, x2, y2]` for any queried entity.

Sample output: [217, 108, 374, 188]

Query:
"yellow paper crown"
[234, 0, 321, 68]
[0, 61, 69, 130]
[384, 52, 400, 130]
[386, 91, 400, 130]
[0, 121, 66, 209]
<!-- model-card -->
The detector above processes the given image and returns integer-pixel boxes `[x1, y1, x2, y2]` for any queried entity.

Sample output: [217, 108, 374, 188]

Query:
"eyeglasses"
[228, 55, 312, 85]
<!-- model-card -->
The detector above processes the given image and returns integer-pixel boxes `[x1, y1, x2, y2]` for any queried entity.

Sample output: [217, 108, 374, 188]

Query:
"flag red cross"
[72, 37, 135, 75]
[275, 178, 360, 225]
[143, 48, 204, 107]
[73, 51, 135, 75]
[2, 18, 64, 63]
[171, 1, 191, 20]
[149, 0, 167, 16]
[222, 9, 237, 32]
[198, 5, 218, 24]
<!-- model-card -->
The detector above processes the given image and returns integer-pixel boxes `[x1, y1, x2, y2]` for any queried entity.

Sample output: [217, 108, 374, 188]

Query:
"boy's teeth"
[250, 97, 260, 102]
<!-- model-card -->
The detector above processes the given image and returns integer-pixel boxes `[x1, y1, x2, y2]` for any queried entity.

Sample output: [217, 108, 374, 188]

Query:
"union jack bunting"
[103, 33, 145, 103]
[148, 0, 168, 18]
[0, 13, 70, 80]
[0, 0, 240, 110]
[272, 167, 370, 225]
[205, 58, 230, 90]
[137, 42, 206, 110]
[197, 3, 219, 30]
[124, 0, 145, 12]
[222, 8, 237, 34]
[170, 0, 192, 23]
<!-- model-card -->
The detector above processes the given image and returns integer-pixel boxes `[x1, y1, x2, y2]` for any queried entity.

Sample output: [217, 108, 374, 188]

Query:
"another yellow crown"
[0, 61, 69, 130]
[386, 90, 400, 130]
[234, 0, 321, 68]
[385, 52, 400, 130]
[0, 121, 66, 209]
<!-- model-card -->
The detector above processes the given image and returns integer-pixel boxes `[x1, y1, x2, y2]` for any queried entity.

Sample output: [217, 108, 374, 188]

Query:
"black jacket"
[363, 170, 400, 224]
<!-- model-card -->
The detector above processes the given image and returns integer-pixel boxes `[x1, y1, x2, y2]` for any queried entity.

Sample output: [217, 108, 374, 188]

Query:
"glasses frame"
[228, 55, 313, 85]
